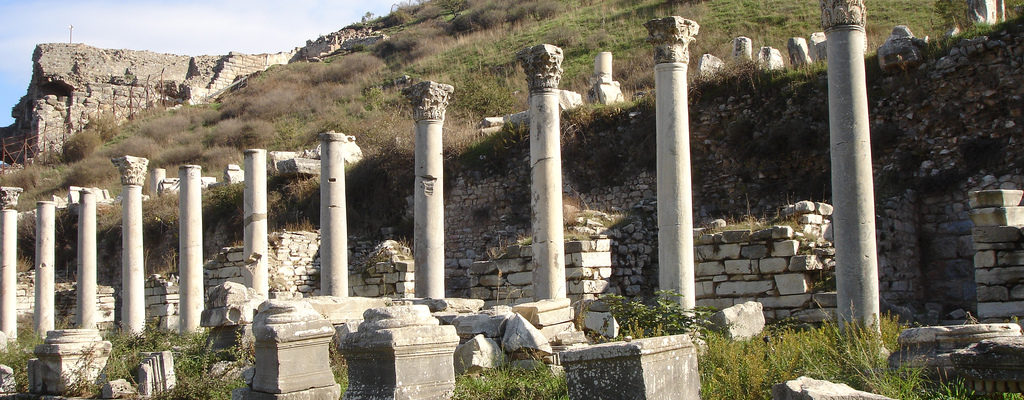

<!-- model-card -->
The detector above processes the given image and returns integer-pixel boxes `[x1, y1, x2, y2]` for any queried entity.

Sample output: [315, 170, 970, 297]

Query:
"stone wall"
[969, 189, 1024, 322]
[205, 231, 322, 296]
[290, 27, 388, 62]
[15, 272, 116, 329]
[145, 274, 179, 331]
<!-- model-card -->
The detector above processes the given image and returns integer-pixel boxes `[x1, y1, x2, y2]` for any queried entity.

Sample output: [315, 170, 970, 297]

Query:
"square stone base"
[231, 384, 341, 400]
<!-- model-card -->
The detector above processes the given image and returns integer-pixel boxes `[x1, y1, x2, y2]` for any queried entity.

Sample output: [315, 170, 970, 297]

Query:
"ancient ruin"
[0, 187, 20, 339]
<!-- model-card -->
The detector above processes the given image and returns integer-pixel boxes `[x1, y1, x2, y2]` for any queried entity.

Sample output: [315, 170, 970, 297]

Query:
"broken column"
[787, 37, 812, 66]
[404, 81, 453, 300]
[968, 0, 1005, 25]
[320, 132, 349, 297]
[561, 334, 700, 400]
[148, 168, 165, 196]
[821, 0, 880, 328]
[179, 165, 204, 333]
[35, 201, 55, 337]
[137, 351, 176, 396]
[645, 16, 700, 309]
[112, 155, 149, 334]
[201, 281, 265, 351]
[77, 188, 98, 329]
[243, 149, 269, 297]
[0, 187, 20, 339]
[517, 44, 567, 301]
[233, 300, 339, 400]
[340, 305, 459, 399]
[28, 329, 112, 395]
[588, 52, 625, 105]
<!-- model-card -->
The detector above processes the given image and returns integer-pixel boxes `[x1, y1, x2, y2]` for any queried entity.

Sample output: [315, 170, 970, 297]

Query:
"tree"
[437, 0, 468, 18]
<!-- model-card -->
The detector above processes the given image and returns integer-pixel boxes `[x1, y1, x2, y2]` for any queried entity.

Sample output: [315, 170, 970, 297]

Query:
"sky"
[0, 0, 398, 126]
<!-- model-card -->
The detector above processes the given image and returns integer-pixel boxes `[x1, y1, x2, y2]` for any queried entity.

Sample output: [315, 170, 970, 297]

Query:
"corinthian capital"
[645, 16, 700, 64]
[820, 0, 865, 31]
[111, 155, 149, 187]
[517, 44, 563, 92]
[0, 187, 22, 209]
[403, 81, 454, 122]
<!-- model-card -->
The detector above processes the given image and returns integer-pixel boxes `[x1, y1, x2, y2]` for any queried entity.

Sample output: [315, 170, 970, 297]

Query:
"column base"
[231, 384, 341, 400]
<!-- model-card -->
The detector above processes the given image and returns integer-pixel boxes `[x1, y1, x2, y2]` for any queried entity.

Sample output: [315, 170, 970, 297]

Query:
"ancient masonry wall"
[969, 189, 1024, 322]
[16, 272, 116, 328]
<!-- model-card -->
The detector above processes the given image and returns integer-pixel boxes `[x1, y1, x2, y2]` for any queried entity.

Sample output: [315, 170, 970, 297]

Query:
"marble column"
[112, 155, 148, 334]
[645, 16, 700, 309]
[178, 165, 203, 332]
[77, 188, 98, 329]
[149, 168, 165, 196]
[0, 187, 21, 339]
[517, 44, 567, 300]
[320, 133, 348, 297]
[403, 81, 453, 300]
[243, 149, 269, 297]
[35, 201, 55, 337]
[821, 0, 880, 329]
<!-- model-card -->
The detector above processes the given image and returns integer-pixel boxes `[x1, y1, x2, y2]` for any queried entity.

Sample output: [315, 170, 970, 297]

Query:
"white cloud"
[0, 0, 397, 125]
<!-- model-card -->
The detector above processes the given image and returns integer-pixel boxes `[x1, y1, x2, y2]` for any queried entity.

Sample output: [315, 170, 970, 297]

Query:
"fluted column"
[244, 149, 269, 297]
[821, 0, 880, 329]
[517, 44, 567, 300]
[112, 155, 148, 334]
[77, 188, 98, 329]
[178, 165, 203, 332]
[646, 16, 700, 309]
[320, 133, 348, 297]
[404, 81, 454, 299]
[0, 187, 21, 339]
[35, 201, 55, 337]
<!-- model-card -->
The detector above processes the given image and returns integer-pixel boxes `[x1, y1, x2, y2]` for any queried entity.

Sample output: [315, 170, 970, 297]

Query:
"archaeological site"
[0, 0, 1022, 398]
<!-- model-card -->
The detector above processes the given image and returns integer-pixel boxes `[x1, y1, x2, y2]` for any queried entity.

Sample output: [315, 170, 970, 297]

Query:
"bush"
[206, 119, 276, 149]
[314, 53, 386, 85]
[601, 291, 712, 338]
[138, 114, 192, 144]
[62, 157, 119, 187]
[451, 72, 519, 118]
[62, 131, 102, 162]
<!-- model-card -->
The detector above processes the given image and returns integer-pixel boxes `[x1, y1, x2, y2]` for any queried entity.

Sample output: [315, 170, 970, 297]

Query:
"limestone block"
[789, 255, 823, 271]
[974, 226, 1022, 243]
[558, 90, 584, 110]
[589, 83, 625, 105]
[391, 298, 484, 313]
[740, 245, 768, 259]
[786, 37, 812, 66]
[800, 214, 824, 224]
[102, 378, 136, 398]
[137, 351, 175, 396]
[710, 301, 765, 341]
[810, 32, 827, 62]
[759, 258, 788, 274]
[979, 301, 1024, 318]
[538, 321, 575, 339]
[502, 314, 552, 356]
[583, 311, 619, 338]
[202, 282, 266, 327]
[696, 54, 725, 77]
[772, 376, 895, 400]
[724, 259, 755, 275]
[304, 296, 389, 324]
[732, 37, 753, 60]
[951, 337, 1024, 390]
[568, 252, 612, 267]
[453, 308, 514, 338]
[561, 334, 700, 400]
[759, 294, 812, 309]
[757, 47, 785, 70]
[275, 158, 320, 176]
[716, 281, 773, 297]
[696, 244, 741, 261]
[29, 329, 113, 395]
[569, 279, 610, 294]
[774, 274, 810, 295]
[971, 207, 1024, 227]
[976, 266, 1024, 285]
[971, 190, 1024, 209]
[454, 335, 504, 375]
[877, 26, 927, 73]
[888, 323, 1023, 376]
[772, 240, 799, 257]
[513, 299, 572, 327]
[250, 300, 336, 395]
[223, 164, 244, 184]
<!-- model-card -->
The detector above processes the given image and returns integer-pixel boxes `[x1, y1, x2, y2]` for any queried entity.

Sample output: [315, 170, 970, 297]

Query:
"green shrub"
[601, 291, 713, 338]
[62, 131, 102, 163]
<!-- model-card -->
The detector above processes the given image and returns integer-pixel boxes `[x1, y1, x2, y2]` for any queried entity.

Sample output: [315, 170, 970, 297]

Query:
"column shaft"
[320, 135, 348, 297]
[530, 89, 566, 300]
[244, 150, 269, 297]
[413, 120, 445, 299]
[77, 190, 97, 329]
[0, 209, 16, 338]
[149, 168, 165, 196]
[178, 166, 204, 332]
[122, 185, 145, 333]
[36, 202, 55, 337]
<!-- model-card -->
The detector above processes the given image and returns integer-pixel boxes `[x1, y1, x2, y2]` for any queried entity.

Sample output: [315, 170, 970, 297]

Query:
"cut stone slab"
[304, 296, 390, 324]
[583, 310, 619, 338]
[392, 297, 485, 313]
[137, 351, 176, 396]
[502, 314, 552, 357]
[970, 207, 1024, 227]
[275, 158, 320, 176]
[454, 334, 504, 375]
[101, 378, 136, 398]
[757, 47, 785, 70]
[887, 323, 1021, 377]
[513, 298, 572, 327]
[952, 336, 1024, 394]
[772, 376, 895, 400]
[561, 334, 700, 400]
[452, 307, 514, 339]
[710, 301, 765, 341]
[971, 190, 1024, 209]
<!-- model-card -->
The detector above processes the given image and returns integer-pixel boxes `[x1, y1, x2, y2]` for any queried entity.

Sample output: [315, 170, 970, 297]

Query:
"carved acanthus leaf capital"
[0, 187, 23, 209]
[820, 0, 866, 31]
[403, 81, 454, 121]
[111, 155, 149, 186]
[645, 16, 700, 64]
[517, 44, 564, 92]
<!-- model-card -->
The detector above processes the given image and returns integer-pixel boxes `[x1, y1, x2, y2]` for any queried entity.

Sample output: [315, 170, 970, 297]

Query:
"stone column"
[403, 81, 453, 299]
[178, 165, 203, 332]
[112, 155, 148, 334]
[517, 44, 567, 300]
[0, 187, 21, 339]
[821, 0, 880, 328]
[35, 201, 55, 337]
[645, 16, 700, 309]
[320, 132, 349, 297]
[243, 149, 269, 297]
[148, 168, 165, 196]
[77, 188, 98, 329]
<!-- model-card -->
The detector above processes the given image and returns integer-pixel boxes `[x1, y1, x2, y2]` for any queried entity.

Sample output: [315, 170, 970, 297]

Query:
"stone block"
[453, 308, 513, 338]
[759, 258, 788, 274]
[975, 250, 997, 268]
[774, 274, 810, 295]
[710, 301, 765, 341]
[250, 301, 336, 395]
[978, 285, 1009, 302]
[102, 378, 136, 398]
[506, 271, 532, 286]
[29, 329, 113, 395]
[979, 301, 1024, 319]
[799, 214, 824, 224]
[973, 226, 1022, 243]
[561, 334, 700, 400]
[568, 252, 612, 267]
[741, 245, 768, 259]
[772, 226, 795, 239]
[716, 281, 773, 297]
[951, 337, 1024, 391]
[538, 321, 575, 340]
[569, 279, 610, 294]
[513, 299, 572, 327]
[811, 292, 837, 308]
[970, 190, 1024, 209]
[583, 311, 619, 338]
[724, 259, 755, 275]
[789, 255, 823, 271]
[696, 261, 725, 277]
[970, 207, 1024, 227]
[454, 335, 504, 375]
[772, 376, 895, 400]
[721, 230, 751, 243]
[137, 351, 175, 396]
[304, 296, 389, 324]
[275, 158, 320, 176]
[772, 240, 799, 257]
[976, 266, 1024, 285]
[759, 294, 812, 309]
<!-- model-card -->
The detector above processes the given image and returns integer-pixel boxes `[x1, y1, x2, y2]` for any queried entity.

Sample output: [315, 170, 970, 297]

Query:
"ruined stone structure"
[290, 27, 387, 62]
[969, 189, 1024, 321]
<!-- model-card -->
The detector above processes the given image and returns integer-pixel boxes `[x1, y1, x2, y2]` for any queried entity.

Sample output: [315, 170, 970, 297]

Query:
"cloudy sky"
[0, 0, 397, 126]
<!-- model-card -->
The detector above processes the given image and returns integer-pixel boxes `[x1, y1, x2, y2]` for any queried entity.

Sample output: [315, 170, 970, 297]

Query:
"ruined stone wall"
[290, 27, 388, 62]
[16, 272, 116, 328]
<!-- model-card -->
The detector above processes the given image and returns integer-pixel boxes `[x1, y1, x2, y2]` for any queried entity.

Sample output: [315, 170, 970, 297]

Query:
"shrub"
[206, 119, 276, 149]
[314, 53, 386, 85]
[138, 114, 192, 144]
[380, 9, 414, 27]
[62, 131, 102, 162]
[62, 157, 118, 187]
[451, 72, 519, 118]
[601, 291, 712, 338]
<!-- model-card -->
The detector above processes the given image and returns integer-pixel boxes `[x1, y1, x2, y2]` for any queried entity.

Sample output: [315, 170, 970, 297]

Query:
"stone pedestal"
[244, 149, 270, 297]
[646, 16, 699, 309]
[732, 36, 753, 60]
[232, 300, 339, 400]
[0, 187, 20, 340]
[28, 329, 112, 395]
[179, 165, 204, 332]
[113, 155, 148, 334]
[821, 0, 880, 329]
[404, 81, 453, 300]
[517, 44, 567, 300]
[340, 305, 460, 400]
[35, 201, 56, 337]
[320, 132, 349, 297]
[149, 168, 165, 196]
[952, 337, 1024, 394]
[77, 188, 98, 329]
[201, 282, 266, 351]
[560, 334, 700, 400]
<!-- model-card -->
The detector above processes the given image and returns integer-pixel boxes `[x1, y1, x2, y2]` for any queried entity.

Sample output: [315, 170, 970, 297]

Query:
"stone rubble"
[709, 301, 766, 341]
[877, 26, 928, 72]
[772, 376, 895, 400]
[952, 336, 1024, 394]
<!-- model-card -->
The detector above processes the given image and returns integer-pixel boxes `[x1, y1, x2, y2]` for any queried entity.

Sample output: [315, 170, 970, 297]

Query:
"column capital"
[0, 187, 22, 210]
[403, 81, 454, 122]
[820, 0, 865, 31]
[111, 155, 149, 187]
[644, 16, 700, 64]
[517, 44, 563, 92]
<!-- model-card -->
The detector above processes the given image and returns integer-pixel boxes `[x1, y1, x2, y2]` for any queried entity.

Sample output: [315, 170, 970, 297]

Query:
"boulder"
[733, 36, 753, 60]
[501, 314, 552, 357]
[877, 26, 928, 72]
[710, 301, 765, 340]
[757, 47, 785, 70]
[809, 32, 827, 62]
[454, 334, 505, 375]
[787, 37, 812, 66]
[697, 54, 725, 77]
[772, 376, 896, 400]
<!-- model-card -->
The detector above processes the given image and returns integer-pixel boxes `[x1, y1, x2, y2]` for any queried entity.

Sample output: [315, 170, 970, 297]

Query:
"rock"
[275, 157, 320, 176]
[512, 298, 572, 327]
[223, 164, 244, 184]
[501, 314, 552, 357]
[453, 307, 514, 339]
[968, 0, 1004, 25]
[710, 301, 765, 340]
[733, 37, 753, 60]
[453, 334, 505, 375]
[588, 81, 624, 105]
[558, 90, 583, 110]
[877, 26, 927, 72]
[787, 37, 812, 66]
[697, 54, 725, 77]
[773, 376, 896, 399]
[809, 32, 827, 62]
[201, 282, 266, 328]
[952, 337, 1024, 392]
[101, 379, 135, 398]
[583, 310, 619, 338]
[970, 190, 1024, 209]
[562, 335, 700, 400]
[757, 47, 785, 70]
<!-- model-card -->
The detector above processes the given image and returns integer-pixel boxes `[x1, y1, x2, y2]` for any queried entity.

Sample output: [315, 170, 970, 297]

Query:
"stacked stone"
[513, 298, 576, 341]
[204, 247, 248, 290]
[969, 189, 1024, 321]
[565, 238, 613, 301]
[267, 231, 321, 294]
[779, 200, 834, 241]
[145, 274, 179, 331]
[201, 282, 266, 351]
[349, 255, 415, 299]
[55, 284, 116, 329]
[15, 272, 35, 319]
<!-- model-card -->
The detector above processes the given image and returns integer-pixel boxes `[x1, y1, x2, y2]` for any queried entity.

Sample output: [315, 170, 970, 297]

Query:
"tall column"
[821, 0, 880, 329]
[517, 44, 567, 300]
[0, 187, 21, 339]
[35, 201, 55, 337]
[645, 16, 700, 309]
[320, 133, 348, 297]
[243, 149, 269, 297]
[77, 188, 98, 329]
[149, 168, 165, 196]
[112, 155, 148, 334]
[403, 81, 454, 299]
[178, 165, 203, 332]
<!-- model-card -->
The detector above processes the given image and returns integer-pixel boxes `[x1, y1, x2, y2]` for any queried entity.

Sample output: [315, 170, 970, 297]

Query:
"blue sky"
[0, 0, 398, 126]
